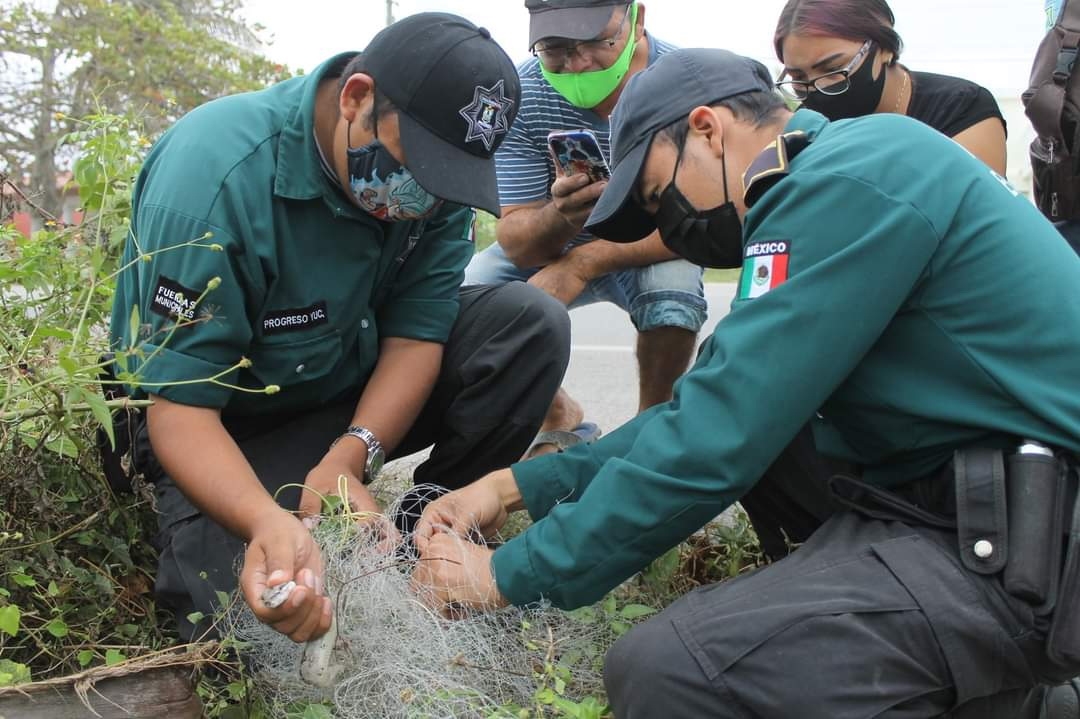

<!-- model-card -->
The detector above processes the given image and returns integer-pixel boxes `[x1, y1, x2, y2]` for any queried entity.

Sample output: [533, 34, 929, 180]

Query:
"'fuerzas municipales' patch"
[150, 275, 201, 321]
[738, 241, 791, 300]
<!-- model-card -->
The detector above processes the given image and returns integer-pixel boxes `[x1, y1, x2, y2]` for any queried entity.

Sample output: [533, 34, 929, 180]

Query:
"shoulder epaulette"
[742, 130, 811, 209]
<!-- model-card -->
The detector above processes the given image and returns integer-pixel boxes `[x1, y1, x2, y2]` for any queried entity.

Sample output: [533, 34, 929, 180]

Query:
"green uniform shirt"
[493, 109, 1080, 609]
[109, 54, 475, 415]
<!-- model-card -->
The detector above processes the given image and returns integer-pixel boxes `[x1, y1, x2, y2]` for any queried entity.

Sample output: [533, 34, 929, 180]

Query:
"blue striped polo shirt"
[495, 34, 678, 244]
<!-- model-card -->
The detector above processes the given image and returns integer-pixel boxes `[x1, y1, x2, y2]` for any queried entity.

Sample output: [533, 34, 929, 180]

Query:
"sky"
[239, 0, 1047, 188]
[241, 0, 1046, 97]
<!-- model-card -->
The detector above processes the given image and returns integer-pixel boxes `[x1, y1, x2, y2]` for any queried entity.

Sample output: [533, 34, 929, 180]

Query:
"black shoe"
[1041, 679, 1080, 719]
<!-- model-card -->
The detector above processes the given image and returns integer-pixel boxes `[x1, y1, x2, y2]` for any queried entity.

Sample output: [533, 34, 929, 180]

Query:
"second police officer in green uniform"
[413, 48, 1080, 718]
[109, 14, 572, 643]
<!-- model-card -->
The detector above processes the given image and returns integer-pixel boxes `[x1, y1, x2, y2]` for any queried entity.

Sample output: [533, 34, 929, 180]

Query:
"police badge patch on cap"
[738, 241, 791, 300]
[459, 79, 514, 152]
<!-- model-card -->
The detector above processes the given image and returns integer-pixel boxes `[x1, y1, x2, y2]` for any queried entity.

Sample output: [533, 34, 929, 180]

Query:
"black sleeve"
[945, 84, 1007, 138]
[908, 72, 1007, 139]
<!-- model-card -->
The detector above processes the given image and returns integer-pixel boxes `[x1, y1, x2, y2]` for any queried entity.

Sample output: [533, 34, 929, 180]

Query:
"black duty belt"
[828, 445, 1080, 671]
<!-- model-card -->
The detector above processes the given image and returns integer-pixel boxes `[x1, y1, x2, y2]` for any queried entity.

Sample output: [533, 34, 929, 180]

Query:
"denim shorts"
[463, 241, 707, 333]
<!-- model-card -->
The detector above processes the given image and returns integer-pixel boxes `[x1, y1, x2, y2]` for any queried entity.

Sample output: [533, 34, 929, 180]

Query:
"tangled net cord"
[226, 484, 615, 718]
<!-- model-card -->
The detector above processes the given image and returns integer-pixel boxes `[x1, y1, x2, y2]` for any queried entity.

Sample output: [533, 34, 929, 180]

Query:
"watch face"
[367, 447, 385, 480]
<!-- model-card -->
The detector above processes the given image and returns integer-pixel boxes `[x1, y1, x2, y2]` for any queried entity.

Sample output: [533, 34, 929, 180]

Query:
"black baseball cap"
[525, 0, 626, 49]
[360, 12, 520, 216]
[585, 49, 776, 241]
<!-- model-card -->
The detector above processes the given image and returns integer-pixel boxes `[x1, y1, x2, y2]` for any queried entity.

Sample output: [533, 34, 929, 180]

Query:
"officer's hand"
[414, 473, 510, 554]
[527, 246, 596, 305]
[551, 173, 607, 230]
[411, 532, 509, 618]
[301, 460, 400, 552]
[239, 508, 332, 643]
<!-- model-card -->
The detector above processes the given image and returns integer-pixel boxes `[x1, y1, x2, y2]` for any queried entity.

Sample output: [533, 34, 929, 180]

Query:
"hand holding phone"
[547, 129, 610, 184]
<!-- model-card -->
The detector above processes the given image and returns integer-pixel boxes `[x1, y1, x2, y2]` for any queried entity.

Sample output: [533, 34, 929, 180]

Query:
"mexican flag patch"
[738, 240, 791, 299]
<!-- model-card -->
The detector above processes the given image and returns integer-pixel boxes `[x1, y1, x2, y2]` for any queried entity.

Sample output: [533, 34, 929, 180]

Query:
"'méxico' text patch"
[738, 241, 791, 300]
[262, 301, 329, 336]
[150, 275, 200, 321]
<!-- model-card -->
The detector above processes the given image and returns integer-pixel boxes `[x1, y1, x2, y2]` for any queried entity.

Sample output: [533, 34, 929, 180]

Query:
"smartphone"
[547, 129, 611, 183]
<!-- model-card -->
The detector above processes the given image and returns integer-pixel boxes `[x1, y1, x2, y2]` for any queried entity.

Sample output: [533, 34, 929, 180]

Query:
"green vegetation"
[1, 0, 293, 219]
[0, 109, 166, 688]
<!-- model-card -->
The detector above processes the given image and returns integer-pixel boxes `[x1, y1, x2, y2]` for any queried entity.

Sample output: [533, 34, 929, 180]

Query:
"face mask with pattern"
[346, 114, 442, 222]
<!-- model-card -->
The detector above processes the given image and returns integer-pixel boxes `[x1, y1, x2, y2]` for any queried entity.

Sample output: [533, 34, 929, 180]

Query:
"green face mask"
[541, 3, 639, 109]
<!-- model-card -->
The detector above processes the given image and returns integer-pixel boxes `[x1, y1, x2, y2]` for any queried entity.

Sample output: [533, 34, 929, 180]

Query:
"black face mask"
[655, 140, 744, 269]
[800, 44, 886, 121]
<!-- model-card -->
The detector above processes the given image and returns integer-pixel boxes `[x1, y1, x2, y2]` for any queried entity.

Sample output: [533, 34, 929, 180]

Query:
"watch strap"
[331, 425, 384, 483]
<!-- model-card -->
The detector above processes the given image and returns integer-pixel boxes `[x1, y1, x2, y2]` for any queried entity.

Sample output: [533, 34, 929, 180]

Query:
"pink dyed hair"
[774, 0, 903, 64]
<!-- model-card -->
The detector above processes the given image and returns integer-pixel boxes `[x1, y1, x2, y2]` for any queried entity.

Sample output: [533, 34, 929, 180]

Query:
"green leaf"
[554, 676, 567, 695]
[0, 659, 30, 687]
[619, 603, 657, 620]
[78, 650, 95, 667]
[31, 325, 75, 342]
[84, 388, 115, 448]
[105, 649, 126, 666]
[45, 618, 69, 638]
[0, 605, 20, 637]
[535, 687, 557, 705]
[643, 546, 681, 585]
[186, 611, 205, 626]
[129, 304, 140, 345]
[12, 573, 35, 587]
[47, 580, 60, 597]
[44, 435, 80, 459]
[57, 354, 79, 376]
[215, 590, 231, 610]
[301, 705, 333, 719]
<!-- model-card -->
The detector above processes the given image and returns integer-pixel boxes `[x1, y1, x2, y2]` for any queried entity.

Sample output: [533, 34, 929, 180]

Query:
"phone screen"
[548, 130, 611, 183]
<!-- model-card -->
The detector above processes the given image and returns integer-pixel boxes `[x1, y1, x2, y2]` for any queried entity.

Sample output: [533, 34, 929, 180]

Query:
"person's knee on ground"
[485, 281, 571, 376]
[408, 281, 571, 493]
[604, 609, 725, 719]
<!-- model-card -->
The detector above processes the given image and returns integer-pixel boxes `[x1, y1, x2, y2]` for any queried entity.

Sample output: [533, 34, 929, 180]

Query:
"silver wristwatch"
[333, 425, 385, 483]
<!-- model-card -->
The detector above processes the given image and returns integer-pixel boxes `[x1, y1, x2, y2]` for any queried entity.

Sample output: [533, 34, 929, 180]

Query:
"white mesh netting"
[226, 486, 617, 718]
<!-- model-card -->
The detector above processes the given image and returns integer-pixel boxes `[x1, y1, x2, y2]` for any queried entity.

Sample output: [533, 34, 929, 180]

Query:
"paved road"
[380, 283, 737, 486]
[563, 282, 737, 437]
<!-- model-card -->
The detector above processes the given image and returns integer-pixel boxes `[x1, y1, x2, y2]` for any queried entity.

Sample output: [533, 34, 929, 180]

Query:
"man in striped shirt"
[464, 0, 706, 452]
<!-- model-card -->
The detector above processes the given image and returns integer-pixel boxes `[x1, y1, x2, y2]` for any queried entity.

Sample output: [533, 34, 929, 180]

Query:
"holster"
[1049, 463, 1080, 666]
[829, 446, 1080, 668]
[1004, 451, 1067, 609]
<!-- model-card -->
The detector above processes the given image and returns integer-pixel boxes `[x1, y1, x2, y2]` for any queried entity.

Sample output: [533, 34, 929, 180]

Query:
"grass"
[473, 212, 743, 284]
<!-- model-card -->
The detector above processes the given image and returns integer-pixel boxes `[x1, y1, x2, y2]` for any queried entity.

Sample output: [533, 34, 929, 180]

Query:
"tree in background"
[0, 0, 292, 216]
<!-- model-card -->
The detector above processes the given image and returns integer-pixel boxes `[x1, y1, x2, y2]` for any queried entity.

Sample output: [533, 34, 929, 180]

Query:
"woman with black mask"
[773, 0, 1007, 175]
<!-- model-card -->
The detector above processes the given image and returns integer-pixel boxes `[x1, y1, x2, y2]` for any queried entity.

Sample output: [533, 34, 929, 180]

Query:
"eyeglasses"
[774, 40, 873, 101]
[531, 4, 633, 69]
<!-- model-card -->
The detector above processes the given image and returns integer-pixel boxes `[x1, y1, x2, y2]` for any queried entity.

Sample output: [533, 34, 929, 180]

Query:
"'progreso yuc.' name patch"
[738, 240, 791, 299]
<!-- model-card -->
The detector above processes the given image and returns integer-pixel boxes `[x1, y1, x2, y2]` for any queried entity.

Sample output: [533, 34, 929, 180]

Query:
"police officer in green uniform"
[109, 13, 572, 644]
[412, 48, 1080, 717]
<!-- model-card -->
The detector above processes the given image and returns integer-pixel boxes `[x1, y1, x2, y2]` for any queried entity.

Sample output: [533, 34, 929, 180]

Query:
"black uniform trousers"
[604, 426, 1073, 719]
[136, 282, 571, 640]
